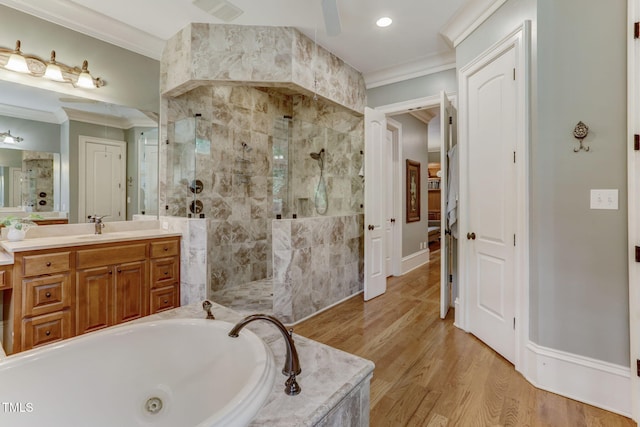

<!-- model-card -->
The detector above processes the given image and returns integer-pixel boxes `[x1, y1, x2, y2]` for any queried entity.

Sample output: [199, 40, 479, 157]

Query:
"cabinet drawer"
[77, 244, 147, 269]
[150, 285, 179, 314]
[150, 240, 179, 258]
[22, 274, 71, 317]
[23, 252, 71, 277]
[0, 266, 11, 290]
[22, 310, 72, 350]
[151, 257, 179, 288]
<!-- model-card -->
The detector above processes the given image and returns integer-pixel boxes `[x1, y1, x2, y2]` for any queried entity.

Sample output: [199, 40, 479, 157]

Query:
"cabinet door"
[76, 266, 113, 335]
[114, 260, 147, 324]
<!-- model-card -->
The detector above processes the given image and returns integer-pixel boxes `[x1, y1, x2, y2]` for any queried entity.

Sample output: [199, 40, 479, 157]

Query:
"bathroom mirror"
[0, 80, 158, 223]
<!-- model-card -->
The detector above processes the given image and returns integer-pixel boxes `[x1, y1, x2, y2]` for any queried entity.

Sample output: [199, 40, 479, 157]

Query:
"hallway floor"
[294, 250, 635, 427]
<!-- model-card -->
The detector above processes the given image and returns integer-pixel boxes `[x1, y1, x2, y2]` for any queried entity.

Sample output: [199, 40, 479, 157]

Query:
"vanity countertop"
[134, 302, 375, 426]
[0, 228, 182, 253]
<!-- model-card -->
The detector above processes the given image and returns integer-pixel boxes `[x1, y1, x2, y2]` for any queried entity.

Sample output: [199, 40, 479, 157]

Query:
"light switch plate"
[590, 189, 618, 210]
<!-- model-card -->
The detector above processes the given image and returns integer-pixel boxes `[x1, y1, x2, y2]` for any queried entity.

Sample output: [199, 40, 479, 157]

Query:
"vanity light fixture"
[0, 130, 23, 144]
[0, 40, 105, 89]
[376, 16, 393, 28]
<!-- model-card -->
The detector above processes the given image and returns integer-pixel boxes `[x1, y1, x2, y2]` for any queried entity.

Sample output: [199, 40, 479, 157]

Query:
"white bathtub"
[0, 319, 276, 427]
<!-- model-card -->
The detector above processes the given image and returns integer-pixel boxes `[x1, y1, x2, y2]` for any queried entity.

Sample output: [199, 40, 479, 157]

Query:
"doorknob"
[467, 232, 476, 240]
[390, 218, 396, 223]
[368, 224, 374, 231]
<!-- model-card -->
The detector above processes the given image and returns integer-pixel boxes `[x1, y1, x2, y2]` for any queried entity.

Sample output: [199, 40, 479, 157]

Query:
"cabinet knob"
[46, 262, 51, 267]
[45, 292, 51, 298]
[117, 269, 122, 273]
[163, 271, 169, 275]
[45, 330, 51, 336]
[164, 247, 169, 251]
[108, 270, 113, 275]
[163, 299, 169, 304]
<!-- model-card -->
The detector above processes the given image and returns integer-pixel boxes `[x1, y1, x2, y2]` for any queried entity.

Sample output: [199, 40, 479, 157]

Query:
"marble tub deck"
[132, 302, 374, 426]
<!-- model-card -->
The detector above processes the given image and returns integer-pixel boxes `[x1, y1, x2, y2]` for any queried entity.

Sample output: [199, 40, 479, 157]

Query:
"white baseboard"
[525, 342, 632, 417]
[401, 249, 430, 274]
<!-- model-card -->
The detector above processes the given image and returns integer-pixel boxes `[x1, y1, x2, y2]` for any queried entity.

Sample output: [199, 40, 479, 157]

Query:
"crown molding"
[63, 107, 155, 129]
[440, 0, 508, 48]
[0, 103, 62, 124]
[0, 0, 164, 59]
[364, 52, 456, 89]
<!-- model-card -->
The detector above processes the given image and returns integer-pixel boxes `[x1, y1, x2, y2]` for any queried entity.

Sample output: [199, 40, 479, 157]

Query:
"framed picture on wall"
[406, 159, 420, 223]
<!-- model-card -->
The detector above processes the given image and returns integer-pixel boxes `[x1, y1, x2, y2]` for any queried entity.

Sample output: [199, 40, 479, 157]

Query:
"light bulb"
[44, 50, 65, 82]
[76, 60, 96, 88]
[4, 40, 29, 73]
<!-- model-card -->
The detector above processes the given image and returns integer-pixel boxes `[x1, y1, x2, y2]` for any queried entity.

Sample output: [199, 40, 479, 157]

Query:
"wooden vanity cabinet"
[76, 243, 148, 335]
[7, 236, 180, 354]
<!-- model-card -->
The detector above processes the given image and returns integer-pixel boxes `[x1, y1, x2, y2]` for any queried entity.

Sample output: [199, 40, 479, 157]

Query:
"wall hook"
[573, 121, 590, 152]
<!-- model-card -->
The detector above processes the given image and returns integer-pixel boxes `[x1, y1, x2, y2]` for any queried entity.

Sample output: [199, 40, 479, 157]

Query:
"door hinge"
[513, 151, 516, 163]
[449, 274, 453, 283]
[637, 359, 640, 377]
[449, 116, 453, 125]
[635, 22, 640, 38]
[513, 234, 516, 246]
[119, 154, 122, 160]
[165, 139, 170, 145]
[513, 68, 516, 80]
[635, 246, 640, 262]
[513, 317, 516, 329]
[635, 134, 640, 151]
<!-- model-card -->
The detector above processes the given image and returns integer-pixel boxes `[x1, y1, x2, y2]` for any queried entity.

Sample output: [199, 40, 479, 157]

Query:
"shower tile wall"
[22, 156, 54, 212]
[163, 85, 364, 298]
[272, 214, 364, 323]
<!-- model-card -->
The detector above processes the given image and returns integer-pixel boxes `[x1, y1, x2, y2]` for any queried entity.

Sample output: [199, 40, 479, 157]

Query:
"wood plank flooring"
[294, 250, 636, 427]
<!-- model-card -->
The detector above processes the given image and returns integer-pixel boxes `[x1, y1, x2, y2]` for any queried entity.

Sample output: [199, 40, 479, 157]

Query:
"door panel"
[364, 107, 386, 300]
[467, 46, 517, 363]
[440, 91, 454, 319]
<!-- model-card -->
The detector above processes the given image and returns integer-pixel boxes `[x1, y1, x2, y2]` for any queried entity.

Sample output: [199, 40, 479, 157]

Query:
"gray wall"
[393, 114, 430, 257]
[0, 5, 160, 113]
[0, 116, 61, 153]
[457, 0, 628, 366]
[367, 69, 458, 108]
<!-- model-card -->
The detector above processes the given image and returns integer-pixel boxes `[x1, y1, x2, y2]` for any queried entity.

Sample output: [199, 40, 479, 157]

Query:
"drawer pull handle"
[45, 292, 51, 298]
[46, 262, 51, 267]
[45, 330, 51, 336]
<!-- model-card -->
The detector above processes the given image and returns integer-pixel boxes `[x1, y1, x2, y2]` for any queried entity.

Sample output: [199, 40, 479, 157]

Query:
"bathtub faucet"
[228, 314, 301, 396]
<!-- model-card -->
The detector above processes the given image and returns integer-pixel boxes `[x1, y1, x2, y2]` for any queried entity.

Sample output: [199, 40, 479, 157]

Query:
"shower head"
[310, 148, 325, 160]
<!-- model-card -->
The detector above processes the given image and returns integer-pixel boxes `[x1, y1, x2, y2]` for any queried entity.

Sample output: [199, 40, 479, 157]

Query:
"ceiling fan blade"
[321, 0, 341, 36]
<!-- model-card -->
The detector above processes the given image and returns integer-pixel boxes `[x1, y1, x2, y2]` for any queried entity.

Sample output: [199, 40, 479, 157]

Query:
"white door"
[364, 107, 387, 300]
[79, 136, 126, 222]
[385, 128, 394, 276]
[466, 46, 517, 363]
[440, 91, 454, 319]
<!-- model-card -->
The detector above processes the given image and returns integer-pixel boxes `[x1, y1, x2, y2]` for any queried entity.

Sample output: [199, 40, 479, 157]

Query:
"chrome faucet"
[228, 314, 302, 396]
[88, 215, 106, 234]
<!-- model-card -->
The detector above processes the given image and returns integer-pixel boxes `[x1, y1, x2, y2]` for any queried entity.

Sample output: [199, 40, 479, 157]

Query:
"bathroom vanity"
[0, 222, 181, 355]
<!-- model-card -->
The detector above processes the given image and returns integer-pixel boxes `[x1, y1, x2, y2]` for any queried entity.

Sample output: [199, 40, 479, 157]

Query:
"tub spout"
[228, 314, 301, 396]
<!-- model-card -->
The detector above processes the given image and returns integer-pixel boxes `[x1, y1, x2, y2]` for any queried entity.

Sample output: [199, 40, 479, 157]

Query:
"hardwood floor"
[294, 250, 636, 427]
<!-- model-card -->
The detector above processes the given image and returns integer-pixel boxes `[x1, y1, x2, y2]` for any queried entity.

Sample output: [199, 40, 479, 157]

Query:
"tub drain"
[145, 397, 163, 415]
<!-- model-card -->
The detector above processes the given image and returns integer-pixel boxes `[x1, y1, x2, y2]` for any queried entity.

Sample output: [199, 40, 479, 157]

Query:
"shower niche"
[272, 117, 360, 218]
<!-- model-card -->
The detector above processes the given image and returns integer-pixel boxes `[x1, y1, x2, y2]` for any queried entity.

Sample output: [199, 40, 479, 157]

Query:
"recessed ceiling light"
[376, 17, 393, 28]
